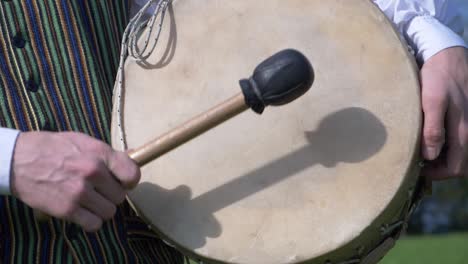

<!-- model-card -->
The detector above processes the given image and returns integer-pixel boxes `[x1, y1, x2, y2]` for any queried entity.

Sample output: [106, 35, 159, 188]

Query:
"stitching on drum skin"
[114, 0, 171, 151]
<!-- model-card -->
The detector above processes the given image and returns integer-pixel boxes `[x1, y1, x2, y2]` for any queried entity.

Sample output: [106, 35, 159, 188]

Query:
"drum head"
[112, 0, 421, 263]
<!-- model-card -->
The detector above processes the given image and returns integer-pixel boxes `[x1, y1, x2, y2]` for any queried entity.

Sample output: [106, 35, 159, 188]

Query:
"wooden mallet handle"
[35, 49, 314, 221]
[128, 93, 249, 166]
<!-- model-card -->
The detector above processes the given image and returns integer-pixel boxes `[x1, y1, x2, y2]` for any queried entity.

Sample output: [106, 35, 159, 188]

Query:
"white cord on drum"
[114, 0, 171, 150]
[114, 1, 194, 260]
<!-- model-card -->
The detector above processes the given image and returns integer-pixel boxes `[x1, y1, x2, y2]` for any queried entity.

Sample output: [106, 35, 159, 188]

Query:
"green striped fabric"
[0, 1, 186, 263]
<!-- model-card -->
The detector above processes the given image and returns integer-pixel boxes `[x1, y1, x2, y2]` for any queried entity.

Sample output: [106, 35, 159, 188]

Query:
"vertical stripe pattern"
[0, 1, 186, 263]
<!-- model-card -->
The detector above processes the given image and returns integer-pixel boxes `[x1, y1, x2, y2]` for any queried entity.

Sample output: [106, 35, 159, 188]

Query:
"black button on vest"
[12, 33, 26, 48]
[42, 121, 52, 131]
[67, 225, 80, 241]
[26, 78, 39, 92]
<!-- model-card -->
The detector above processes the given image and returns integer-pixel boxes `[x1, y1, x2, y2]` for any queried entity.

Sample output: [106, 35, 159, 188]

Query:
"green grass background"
[380, 233, 468, 264]
[187, 234, 467, 264]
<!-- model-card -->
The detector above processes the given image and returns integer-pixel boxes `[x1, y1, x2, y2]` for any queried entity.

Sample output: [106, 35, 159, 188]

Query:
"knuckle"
[115, 192, 127, 205]
[128, 164, 141, 183]
[422, 91, 444, 104]
[80, 160, 101, 180]
[57, 203, 79, 219]
[421, 83, 446, 101]
[69, 181, 87, 201]
[112, 152, 141, 188]
[103, 205, 117, 220]
[62, 158, 79, 174]
[90, 141, 111, 156]
[449, 165, 465, 179]
[85, 218, 103, 233]
[424, 128, 445, 145]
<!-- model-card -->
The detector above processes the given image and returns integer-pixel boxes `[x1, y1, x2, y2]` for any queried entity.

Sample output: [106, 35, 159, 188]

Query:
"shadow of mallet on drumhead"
[133, 107, 387, 250]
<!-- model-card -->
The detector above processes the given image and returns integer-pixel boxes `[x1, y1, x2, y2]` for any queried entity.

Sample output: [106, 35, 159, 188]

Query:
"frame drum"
[112, 0, 423, 263]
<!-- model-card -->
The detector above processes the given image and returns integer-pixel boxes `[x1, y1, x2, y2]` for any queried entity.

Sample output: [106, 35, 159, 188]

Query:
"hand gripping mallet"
[35, 49, 315, 220]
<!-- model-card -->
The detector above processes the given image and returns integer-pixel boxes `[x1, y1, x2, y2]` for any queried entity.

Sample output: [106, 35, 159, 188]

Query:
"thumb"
[107, 151, 141, 190]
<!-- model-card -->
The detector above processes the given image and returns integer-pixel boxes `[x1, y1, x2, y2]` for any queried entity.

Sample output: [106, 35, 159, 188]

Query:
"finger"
[79, 185, 117, 221]
[425, 99, 467, 180]
[445, 98, 468, 178]
[420, 76, 448, 160]
[91, 161, 127, 205]
[69, 207, 103, 233]
[422, 153, 448, 181]
[107, 151, 141, 190]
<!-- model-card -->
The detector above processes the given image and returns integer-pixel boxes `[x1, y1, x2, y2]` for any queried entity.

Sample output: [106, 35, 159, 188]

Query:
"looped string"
[114, 0, 171, 150]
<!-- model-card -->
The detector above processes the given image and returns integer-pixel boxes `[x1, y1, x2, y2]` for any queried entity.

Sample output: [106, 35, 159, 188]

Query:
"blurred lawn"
[186, 234, 468, 263]
[380, 233, 468, 264]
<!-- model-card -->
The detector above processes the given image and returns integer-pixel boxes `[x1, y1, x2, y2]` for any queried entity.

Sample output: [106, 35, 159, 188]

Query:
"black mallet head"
[240, 49, 314, 114]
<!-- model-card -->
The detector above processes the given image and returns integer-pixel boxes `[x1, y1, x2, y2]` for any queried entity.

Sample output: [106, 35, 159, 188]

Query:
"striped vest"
[0, 1, 186, 263]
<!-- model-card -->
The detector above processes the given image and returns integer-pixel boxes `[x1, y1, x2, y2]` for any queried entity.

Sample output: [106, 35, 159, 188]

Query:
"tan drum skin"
[112, 0, 423, 263]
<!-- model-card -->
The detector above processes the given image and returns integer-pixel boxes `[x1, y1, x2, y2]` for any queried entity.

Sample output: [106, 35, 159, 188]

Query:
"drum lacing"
[114, 0, 171, 150]
[380, 221, 404, 237]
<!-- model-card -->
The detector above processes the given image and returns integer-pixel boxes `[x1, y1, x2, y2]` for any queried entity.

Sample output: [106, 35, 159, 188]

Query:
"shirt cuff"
[0, 128, 20, 195]
[406, 15, 468, 64]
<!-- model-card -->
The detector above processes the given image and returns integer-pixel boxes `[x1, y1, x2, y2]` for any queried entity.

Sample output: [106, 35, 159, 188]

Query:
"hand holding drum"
[34, 49, 315, 224]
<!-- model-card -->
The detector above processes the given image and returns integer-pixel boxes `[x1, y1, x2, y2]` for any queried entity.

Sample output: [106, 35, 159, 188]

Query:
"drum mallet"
[128, 49, 314, 165]
[35, 48, 314, 220]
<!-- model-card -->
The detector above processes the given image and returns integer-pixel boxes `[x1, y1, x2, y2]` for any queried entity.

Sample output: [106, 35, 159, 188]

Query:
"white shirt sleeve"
[0, 128, 20, 195]
[372, 0, 468, 64]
